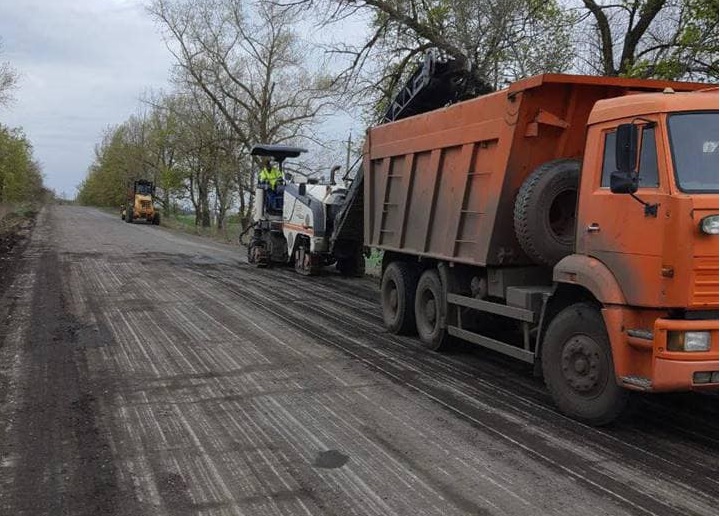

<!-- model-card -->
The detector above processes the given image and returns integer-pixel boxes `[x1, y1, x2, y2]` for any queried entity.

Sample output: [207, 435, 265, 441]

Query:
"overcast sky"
[0, 0, 174, 198]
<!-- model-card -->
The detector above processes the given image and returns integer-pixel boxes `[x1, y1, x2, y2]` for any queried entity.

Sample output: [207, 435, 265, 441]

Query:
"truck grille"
[691, 257, 718, 307]
[141, 201, 152, 209]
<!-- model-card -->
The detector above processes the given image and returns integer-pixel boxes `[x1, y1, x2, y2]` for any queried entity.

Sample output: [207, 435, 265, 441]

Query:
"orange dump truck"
[364, 74, 718, 424]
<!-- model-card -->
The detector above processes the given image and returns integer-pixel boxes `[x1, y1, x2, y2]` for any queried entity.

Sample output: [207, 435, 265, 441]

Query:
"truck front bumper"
[604, 308, 718, 392]
[650, 318, 719, 392]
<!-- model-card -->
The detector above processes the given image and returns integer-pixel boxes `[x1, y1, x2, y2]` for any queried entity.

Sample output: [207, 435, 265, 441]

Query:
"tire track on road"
[185, 262, 718, 516]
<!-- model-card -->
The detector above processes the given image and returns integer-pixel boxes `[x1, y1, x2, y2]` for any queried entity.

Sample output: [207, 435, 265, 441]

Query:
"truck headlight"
[667, 331, 711, 352]
[693, 371, 719, 384]
[700, 215, 719, 235]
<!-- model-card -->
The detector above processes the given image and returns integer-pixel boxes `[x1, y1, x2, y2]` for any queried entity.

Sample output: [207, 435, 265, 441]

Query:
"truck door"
[576, 120, 668, 306]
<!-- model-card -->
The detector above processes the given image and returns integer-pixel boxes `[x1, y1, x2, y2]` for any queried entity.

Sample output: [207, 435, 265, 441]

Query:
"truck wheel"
[153, 212, 161, 225]
[542, 302, 628, 425]
[414, 270, 448, 351]
[381, 262, 419, 335]
[514, 159, 580, 266]
[126, 204, 134, 223]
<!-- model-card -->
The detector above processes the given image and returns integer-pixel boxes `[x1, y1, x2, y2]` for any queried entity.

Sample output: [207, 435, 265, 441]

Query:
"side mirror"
[298, 184, 306, 196]
[610, 171, 638, 194]
[615, 123, 638, 174]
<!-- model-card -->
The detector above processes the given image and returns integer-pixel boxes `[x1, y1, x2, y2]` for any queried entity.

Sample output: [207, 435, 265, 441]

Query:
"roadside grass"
[365, 248, 383, 277]
[0, 203, 39, 229]
[100, 205, 123, 218]
[161, 213, 242, 245]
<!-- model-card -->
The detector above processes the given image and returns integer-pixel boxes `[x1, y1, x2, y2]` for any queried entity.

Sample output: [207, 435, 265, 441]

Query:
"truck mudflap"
[603, 307, 719, 392]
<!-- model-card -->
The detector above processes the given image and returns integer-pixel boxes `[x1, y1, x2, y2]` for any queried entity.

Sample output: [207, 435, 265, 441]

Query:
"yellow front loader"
[121, 180, 160, 225]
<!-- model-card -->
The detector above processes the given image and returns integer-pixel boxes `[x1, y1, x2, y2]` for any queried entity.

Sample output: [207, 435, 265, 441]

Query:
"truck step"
[626, 329, 654, 351]
[447, 293, 535, 322]
[627, 329, 653, 340]
[447, 326, 535, 364]
[620, 376, 653, 390]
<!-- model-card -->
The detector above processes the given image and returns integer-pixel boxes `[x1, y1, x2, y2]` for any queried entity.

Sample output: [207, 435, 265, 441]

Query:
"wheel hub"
[561, 336, 601, 393]
[389, 287, 398, 311]
[424, 298, 436, 323]
[548, 188, 577, 243]
[574, 358, 588, 374]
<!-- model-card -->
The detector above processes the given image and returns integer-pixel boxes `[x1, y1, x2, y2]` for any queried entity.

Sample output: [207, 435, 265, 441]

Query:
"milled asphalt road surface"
[0, 205, 717, 516]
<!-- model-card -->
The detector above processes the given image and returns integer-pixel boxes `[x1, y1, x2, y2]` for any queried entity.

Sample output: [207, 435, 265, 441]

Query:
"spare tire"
[514, 159, 580, 267]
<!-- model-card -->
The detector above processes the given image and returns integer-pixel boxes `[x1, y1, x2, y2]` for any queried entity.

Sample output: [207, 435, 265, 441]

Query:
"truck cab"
[561, 89, 719, 393]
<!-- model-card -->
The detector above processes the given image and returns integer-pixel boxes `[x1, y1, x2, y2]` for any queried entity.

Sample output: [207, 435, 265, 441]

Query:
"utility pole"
[345, 131, 352, 177]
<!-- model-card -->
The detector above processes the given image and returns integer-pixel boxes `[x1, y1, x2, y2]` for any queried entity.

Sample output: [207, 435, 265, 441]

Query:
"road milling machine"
[246, 144, 364, 276]
[244, 52, 477, 276]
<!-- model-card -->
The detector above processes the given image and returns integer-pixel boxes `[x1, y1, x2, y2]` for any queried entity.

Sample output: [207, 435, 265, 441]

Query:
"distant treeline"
[1, 39, 47, 206]
[0, 124, 46, 204]
[75, 94, 255, 231]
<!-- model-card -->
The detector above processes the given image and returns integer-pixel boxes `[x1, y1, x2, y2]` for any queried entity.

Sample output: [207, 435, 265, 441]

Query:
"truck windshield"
[667, 111, 719, 193]
[136, 184, 153, 195]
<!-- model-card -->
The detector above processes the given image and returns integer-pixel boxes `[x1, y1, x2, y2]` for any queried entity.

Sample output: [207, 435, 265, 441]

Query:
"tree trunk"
[196, 170, 211, 228]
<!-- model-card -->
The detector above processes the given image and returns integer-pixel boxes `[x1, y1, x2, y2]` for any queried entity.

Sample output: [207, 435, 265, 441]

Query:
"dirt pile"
[0, 209, 37, 291]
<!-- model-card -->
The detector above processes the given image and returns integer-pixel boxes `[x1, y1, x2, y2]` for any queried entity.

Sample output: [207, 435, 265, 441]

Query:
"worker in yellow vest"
[259, 159, 283, 190]
[259, 158, 284, 212]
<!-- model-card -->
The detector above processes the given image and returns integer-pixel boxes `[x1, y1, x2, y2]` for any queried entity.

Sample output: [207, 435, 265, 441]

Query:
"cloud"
[0, 0, 174, 196]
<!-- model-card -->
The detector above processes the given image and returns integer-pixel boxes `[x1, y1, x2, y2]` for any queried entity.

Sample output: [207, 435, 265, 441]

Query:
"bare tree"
[0, 39, 18, 107]
[576, 0, 718, 80]
[149, 0, 338, 227]
[310, 0, 575, 117]
[149, 2, 332, 143]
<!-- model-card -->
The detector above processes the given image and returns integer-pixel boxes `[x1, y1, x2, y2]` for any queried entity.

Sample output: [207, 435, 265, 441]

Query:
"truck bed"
[363, 74, 709, 267]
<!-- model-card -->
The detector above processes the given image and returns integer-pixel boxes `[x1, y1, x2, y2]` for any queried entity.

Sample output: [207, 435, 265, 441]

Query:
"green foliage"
[677, 0, 718, 79]
[363, 0, 576, 118]
[0, 125, 44, 204]
[582, 0, 717, 81]
[77, 91, 248, 230]
[76, 125, 139, 207]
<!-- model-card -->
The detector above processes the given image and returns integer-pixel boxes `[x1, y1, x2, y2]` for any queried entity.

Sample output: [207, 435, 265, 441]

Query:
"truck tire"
[514, 159, 580, 267]
[414, 269, 449, 351]
[381, 262, 419, 335]
[126, 204, 134, 223]
[153, 212, 161, 225]
[542, 302, 628, 425]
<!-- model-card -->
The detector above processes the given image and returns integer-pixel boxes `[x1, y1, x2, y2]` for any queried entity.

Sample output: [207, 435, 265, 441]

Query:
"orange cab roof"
[589, 88, 719, 124]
